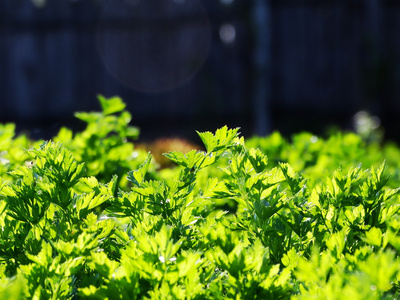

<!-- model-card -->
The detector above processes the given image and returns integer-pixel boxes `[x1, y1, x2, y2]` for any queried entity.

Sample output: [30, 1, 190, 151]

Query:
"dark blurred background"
[1, 0, 400, 143]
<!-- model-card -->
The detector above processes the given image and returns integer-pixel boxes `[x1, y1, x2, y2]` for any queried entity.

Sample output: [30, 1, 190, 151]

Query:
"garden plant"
[0, 96, 400, 299]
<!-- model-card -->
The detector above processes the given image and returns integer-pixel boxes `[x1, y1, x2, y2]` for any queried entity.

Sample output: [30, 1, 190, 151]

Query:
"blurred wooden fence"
[1, 0, 400, 139]
[271, 0, 400, 113]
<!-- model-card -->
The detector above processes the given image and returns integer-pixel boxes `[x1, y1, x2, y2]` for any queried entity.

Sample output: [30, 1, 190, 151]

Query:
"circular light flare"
[97, 0, 211, 93]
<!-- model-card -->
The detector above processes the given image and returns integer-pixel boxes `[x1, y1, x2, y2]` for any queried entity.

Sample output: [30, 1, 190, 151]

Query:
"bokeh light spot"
[219, 23, 236, 44]
[220, 0, 234, 5]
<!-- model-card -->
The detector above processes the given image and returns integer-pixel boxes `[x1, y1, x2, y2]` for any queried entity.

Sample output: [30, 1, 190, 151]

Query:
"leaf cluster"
[0, 97, 400, 299]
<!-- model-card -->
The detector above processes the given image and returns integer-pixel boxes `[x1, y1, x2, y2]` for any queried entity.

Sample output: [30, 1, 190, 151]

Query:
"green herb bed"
[1, 96, 400, 299]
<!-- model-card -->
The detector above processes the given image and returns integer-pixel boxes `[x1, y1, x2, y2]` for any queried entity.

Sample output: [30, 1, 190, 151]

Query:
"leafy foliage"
[0, 97, 400, 299]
